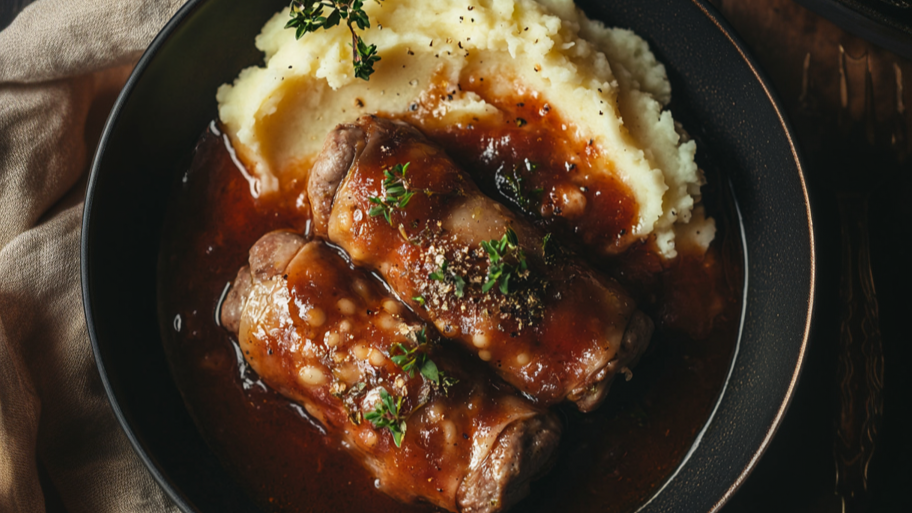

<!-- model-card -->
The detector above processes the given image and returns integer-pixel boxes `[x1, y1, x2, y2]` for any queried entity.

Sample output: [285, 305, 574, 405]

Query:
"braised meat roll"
[221, 232, 561, 513]
[307, 116, 653, 412]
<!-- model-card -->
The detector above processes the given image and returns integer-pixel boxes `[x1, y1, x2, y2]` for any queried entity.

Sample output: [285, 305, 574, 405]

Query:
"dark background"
[712, 1, 912, 511]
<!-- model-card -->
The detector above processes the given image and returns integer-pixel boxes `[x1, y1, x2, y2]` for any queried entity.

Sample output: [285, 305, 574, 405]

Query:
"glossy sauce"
[235, 238, 558, 511]
[395, 77, 640, 255]
[323, 118, 639, 407]
[159, 116, 742, 512]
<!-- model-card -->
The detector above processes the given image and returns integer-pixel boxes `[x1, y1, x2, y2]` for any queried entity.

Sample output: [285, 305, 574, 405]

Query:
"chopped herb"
[414, 326, 428, 344]
[390, 327, 435, 379]
[364, 388, 407, 447]
[500, 161, 543, 213]
[428, 260, 446, 282]
[481, 227, 528, 295]
[436, 373, 459, 395]
[541, 232, 555, 263]
[429, 259, 466, 298]
[389, 328, 459, 393]
[541, 232, 568, 265]
[411, 295, 426, 307]
[285, 1, 383, 80]
[390, 349, 425, 378]
[418, 357, 440, 382]
[368, 162, 414, 225]
[454, 275, 466, 297]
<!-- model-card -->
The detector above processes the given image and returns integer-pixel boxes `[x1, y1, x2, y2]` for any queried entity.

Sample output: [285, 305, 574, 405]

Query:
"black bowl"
[81, 0, 815, 511]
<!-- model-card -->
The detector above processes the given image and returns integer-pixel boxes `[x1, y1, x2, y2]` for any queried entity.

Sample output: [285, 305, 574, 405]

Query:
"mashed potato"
[217, 0, 713, 258]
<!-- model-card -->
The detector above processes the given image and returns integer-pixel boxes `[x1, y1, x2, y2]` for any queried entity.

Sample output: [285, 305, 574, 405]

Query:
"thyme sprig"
[541, 232, 556, 264]
[500, 159, 543, 213]
[389, 328, 458, 392]
[364, 388, 407, 447]
[390, 328, 434, 378]
[481, 227, 528, 295]
[285, 0, 382, 80]
[429, 259, 466, 298]
[369, 162, 414, 225]
[437, 373, 459, 395]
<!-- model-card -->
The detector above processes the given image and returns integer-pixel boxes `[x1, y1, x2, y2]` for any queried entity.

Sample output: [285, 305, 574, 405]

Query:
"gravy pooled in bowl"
[158, 0, 743, 511]
[159, 122, 741, 512]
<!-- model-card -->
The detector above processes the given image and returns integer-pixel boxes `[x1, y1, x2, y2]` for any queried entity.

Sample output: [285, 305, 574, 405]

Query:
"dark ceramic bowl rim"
[82, 1, 815, 511]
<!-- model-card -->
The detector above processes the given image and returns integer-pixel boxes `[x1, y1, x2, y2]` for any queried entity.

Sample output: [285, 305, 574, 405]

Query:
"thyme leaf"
[437, 374, 459, 395]
[500, 159, 543, 213]
[481, 227, 528, 295]
[429, 259, 466, 298]
[389, 327, 459, 394]
[389, 342, 423, 377]
[368, 162, 413, 225]
[364, 388, 406, 447]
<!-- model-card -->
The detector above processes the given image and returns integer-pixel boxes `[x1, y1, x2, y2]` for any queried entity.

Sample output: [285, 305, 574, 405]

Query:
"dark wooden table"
[710, 1, 912, 511]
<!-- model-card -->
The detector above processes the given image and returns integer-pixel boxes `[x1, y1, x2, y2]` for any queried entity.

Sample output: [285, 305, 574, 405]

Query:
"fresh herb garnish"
[364, 388, 407, 447]
[481, 227, 528, 295]
[437, 374, 459, 395]
[390, 328, 434, 378]
[390, 342, 440, 382]
[541, 233, 555, 263]
[428, 260, 447, 282]
[411, 295, 426, 307]
[285, 1, 382, 80]
[368, 162, 414, 225]
[390, 327, 458, 392]
[541, 233, 552, 254]
[429, 259, 466, 298]
[501, 160, 543, 212]
[541, 232, 568, 265]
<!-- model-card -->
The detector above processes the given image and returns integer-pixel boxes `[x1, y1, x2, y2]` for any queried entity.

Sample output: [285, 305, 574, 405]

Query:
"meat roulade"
[307, 115, 653, 412]
[221, 231, 561, 513]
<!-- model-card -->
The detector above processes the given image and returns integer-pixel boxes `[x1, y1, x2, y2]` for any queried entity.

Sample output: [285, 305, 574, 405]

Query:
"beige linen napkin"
[1, 1, 185, 511]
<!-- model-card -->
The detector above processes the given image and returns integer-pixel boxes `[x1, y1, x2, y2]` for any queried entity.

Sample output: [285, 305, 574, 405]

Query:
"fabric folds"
[0, 1, 186, 511]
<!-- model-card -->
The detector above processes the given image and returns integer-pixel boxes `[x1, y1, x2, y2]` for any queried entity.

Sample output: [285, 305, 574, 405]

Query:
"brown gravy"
[159, 113, 743, 512]
[396, 77, 639, 255]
